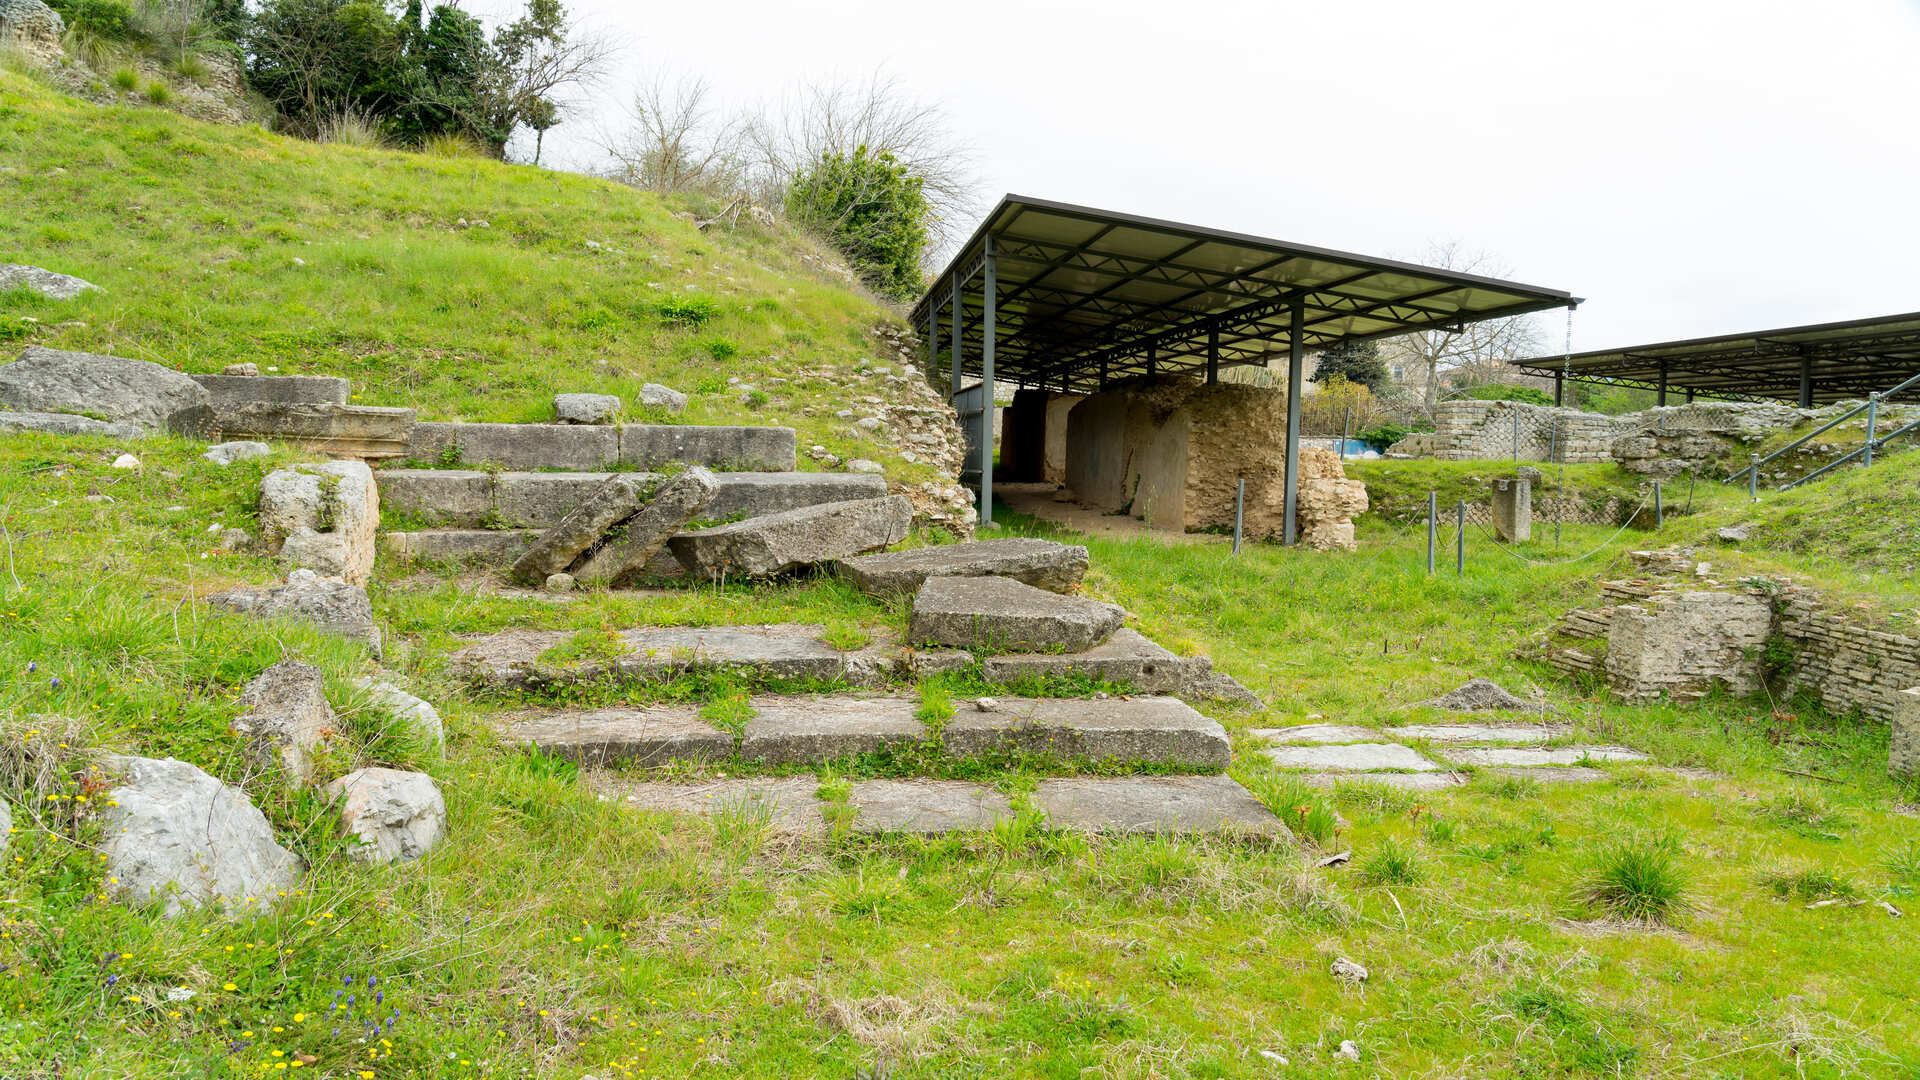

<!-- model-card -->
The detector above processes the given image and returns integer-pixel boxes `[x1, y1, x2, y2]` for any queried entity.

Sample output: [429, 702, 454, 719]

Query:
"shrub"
[142, 80, 170, 104]
[1576, 839, 1689, 923]
[1460, 382, 1554, 406]
[659, 294, 719, 327]
[171, 53, 210, 80]
[786, 144, 928, 302]
[51, 0, 135, 41]
[1357, 423, 1423, 451]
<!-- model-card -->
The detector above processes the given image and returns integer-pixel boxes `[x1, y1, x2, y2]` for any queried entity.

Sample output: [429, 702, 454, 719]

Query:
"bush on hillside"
[48, 0, 135, 40]
[1460, 382, 1554, 406]
[786, 145, 929, 302]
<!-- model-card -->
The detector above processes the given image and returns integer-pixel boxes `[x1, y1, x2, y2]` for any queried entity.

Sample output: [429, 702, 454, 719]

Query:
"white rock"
[545, 572, 575, 592]
[101, 755, 302, 916]
[1330, 957, 1368, 983]
[111, 454, 140, 470]
[854, 417, 883, 432]
[638, 383, 688, 413]
[1335, 1040, 1360, 1062]
[0, 264, 99, 301]
[324, 768, 446, 863]
[232, 661, 334, 783]
[259, 461, 379, 585]
[1258, 1050, 1288, 1064]
[973, 697, 999, 711]
[203, 441, 271, 466]
[223, 363, 259, 376]
[834, 409, 854, 420]
[353, 676, 445, 751]
[847, 459, 883, 474]
[554, 393, 620, 424]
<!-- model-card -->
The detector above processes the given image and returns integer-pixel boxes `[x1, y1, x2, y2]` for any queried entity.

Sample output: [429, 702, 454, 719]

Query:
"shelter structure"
[911, 195, 1577, 537]
[1512, 311, 1920, 407]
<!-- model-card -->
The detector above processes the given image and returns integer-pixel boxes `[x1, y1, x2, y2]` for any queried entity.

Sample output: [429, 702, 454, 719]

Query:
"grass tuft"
[1575, 838, 1689, 924]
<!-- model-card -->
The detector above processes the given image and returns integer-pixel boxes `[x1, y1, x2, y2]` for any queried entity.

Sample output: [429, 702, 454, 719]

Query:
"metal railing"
[1723, 369, 1920, 491]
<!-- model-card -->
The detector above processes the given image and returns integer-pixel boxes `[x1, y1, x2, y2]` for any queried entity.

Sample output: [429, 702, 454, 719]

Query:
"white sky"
[510, 0, 1920, 351]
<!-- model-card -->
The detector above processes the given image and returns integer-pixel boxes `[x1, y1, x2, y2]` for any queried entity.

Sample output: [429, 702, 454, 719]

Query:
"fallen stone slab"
[1178, 658, 1265, 708]
[572, 466, 719, 587]
[204, 440, 271, 466]
[670, 496, 912, 579]
[206, 569, 381, 656]
[101, 755, 302, 916]
[833, 537, 1091, 597]
[981, 628, 1183, 693]
[1251, 724, 1381, 745]
[407, 421, 618, 470]
[325, 768, 446, 863]
[700, 471, 887, 521]
[597, 777, 824, 834]
[1031, 776, 1286, 836]
[1385, 723, 1565, 744]
[909, 574, 1124, 653]
[1417, 677, 1554, 713]
[508, 706, 734, 765]
[942, 695, 1230, 767]
[740, 695, 927, 764]
[191, 373, 349, 407]
[1445, 745, 1648, 767]
[0, 346, 210, 432]
[0, 264, 99, 300]
[383, 529, 537, 565]
[217, 402, 415, 458]
[509, 474, 649, 586]
[1299, 772, 1465, 792]
[376, 469, 886, 529]
[0, 410, 147, 438]
[260, 460, 380, 585]
[846, 780, 1011, 833]
[352, 676, 444, 750]
[232, 661, 334, 783]
[555, 393, 620, 424]
[1262, 743, 1441, 772]
[451, 624, 852, 692]
[620, 423, 796, 471]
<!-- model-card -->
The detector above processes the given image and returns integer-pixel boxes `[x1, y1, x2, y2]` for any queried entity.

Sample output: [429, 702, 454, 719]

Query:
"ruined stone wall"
[1775, 592, 1920, 722]
[1043, 393, 1083, 485]
[1393, 401, 1619, 463]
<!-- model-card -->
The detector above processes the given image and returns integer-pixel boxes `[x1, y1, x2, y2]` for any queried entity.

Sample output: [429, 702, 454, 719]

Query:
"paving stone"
[407, 421, 619, 470]
[216, 402, 414, 458]
[618, 423, 796, 471]
[595, 778, 824, 834]
[1299, 772, 1465, 792]
[1250, 724, 1381, 744]
[451, 623, 848, 691]
[506, 706, 734, 766]
[739, 696, 926, 764]
[941, 695, 1230, 767]
[571, 466, 719, 587]
[509, 474, 649, 585]
[1261, 743, 1441, 772]
[669, 496, 912, 579]
[846, 780, 1011, 833]
[981, 628, 1183, 693]
[1385, 723, 1565, 743]
[833, 537, 1090, 597]
[191, 373, 349, 407]
[1445, 745, 1648, 767]
[383, 529, 537, 564]
[909, 574, 1124, 653]
[1031, 776, 1286, 835]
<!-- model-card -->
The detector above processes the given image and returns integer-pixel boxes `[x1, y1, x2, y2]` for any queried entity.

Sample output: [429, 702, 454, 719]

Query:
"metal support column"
[1798, 355, 1813, 409]
[948, 274, 961, 398]
[1206, 322, 1219, 385]
[979, 236, 996, 528]
[1864, 392, 1879, 468]
[1657, 361, 1669, 407]
[1282, 298, 1306, 546]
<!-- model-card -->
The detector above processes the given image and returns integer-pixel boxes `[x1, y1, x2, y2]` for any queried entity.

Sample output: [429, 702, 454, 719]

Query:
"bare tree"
[1379, 240, 1545, 415]
[595, 75, 745, 196]
[484, 0, 618, 156]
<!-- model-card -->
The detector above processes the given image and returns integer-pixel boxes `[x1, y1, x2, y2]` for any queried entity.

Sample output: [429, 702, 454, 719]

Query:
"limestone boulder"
[207, 569, 382, 656]
[232, 661, 335, 783]
[100, 755, 302, 916]
[324, 768, 446, 863]
[638, 382, 688, 413]
[908, 574, 1124, 653]
[571, 466, 719, 587]
[0, 346, 210, 433]
[259, 461, 380, 585]
[555, 393, 620, 424]
[353, 676, 445, 751]
[668, 495, 912, 579]
[509, 474, 650, 585]
[833, 537, 1090, 597]
[204, 441, 272, 466]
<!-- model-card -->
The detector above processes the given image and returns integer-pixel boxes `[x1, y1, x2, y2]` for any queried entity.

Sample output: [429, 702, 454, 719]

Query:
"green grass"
[1575, 838, 1690, 923]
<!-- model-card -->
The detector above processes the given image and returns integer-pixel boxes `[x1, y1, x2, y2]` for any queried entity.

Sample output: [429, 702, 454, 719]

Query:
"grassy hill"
[0, 69, 945, 485]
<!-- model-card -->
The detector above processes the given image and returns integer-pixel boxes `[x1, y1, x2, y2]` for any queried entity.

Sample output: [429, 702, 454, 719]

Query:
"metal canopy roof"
[1511, 311, 1920, 406]
[910, 195, 1578, 393]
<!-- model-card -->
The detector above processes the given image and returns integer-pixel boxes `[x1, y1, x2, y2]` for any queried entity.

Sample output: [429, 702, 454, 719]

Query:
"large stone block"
[233, 661, 335, 783]
[0, 410, 147, 438]
[101, 755, 302, 916]
[1604, 590, 1773, 702]
[834, 537, 1090, 597]
[619, 423, 796, 471]
[940, 695, 1229, 766]
[408, 421, 618, 470]
[207, 569, 382, 656]
[704, 471, 885, 519]
[451, 624, 847, 691]
[1031, 776, 1286, 836]
[0, 346, 209, 432]
[382, 529, 536, 565]
[1892, 687, 1920, 779]
[191, 373, 350, 407]
[981, 627, 1183, 693]
[375, 469, 882, 529]
[908, 574, 1123, 653]
[376, 469, 493, 525]
[509, 706, 735, 766]
[217, 402, 415, 458]
[259, 460, 380, 585]
[846, 780, 1012, 833]
[739, 696, 927, 764]
[572, 466, 719, 587]
[509, 474, 649, 585]
[1492, 477, 1532, 542]
[669, 496, 912, 579]
[324, 768, 446, 863]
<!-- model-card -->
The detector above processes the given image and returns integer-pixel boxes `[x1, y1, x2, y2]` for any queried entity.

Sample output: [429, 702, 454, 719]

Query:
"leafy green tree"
[786, 145, 929, 301]
[1312, 340, 1389, 392]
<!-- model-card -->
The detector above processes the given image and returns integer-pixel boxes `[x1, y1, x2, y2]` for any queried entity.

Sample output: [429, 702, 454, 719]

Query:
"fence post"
[1865, 392, 1880, 469]
[1653, 481, 1663, 529]
[1426, 490, 1436, 575]
[1455, 499, 1466, 577]
[1547, 419, 1558, 465]
[1340, 406, 1353, 462]
[1748, 453, 1759, 501]
[1232, 477, 1245, 555]
[1512, 410, 1521, 463]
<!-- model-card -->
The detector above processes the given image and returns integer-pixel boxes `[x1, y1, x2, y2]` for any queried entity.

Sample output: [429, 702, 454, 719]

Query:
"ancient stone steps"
[592, 774, 1285, 836]
[506, 693, 1231, 768]
[378, 469, 885, 530]
[402, 421, 796, 472]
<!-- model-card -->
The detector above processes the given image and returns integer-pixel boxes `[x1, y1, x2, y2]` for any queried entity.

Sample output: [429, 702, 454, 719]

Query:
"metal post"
[1206, 322, 1220, 385]
[1865, 392, 1879, 468]
[1554, 372, 1564, 406]
[1657, 361, 1669, 407]
[1455, 499, 1466, 577]
[1798, 355, 1813, 409]
[1282, 298, 1305, 546]
[948, 274, 961, 398]
[1653, 481, 1663, 529]
[1512, 410, 1521, 463]
[979, 236, 996, 528]
[1748, 453, 1759, 501]
[1339, 405, 1352, 462]
[1426, 490, 1436, 575]
[1232, 478, 1245, 555]
[1548, 419, 1559, 465]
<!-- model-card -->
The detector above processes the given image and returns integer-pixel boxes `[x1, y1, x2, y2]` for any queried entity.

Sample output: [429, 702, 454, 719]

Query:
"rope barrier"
[1468, 494, 1652, 566]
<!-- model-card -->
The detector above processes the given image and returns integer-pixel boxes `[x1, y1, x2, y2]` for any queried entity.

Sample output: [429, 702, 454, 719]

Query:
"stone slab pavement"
[1251, 721, 1653, 788]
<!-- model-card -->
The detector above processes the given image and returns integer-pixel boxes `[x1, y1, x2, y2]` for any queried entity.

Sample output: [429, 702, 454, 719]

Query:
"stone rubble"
[637, 382, 688, 413]
[232, 661, 335, 783]
[207, 569, 382, 656]
[100, 755, 302, 916]
[259, 460, 380, 585]
[324, 768, 447, 863]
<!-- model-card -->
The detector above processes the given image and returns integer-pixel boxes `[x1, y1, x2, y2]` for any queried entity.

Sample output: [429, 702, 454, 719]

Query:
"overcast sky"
[507, 0, 1920, 351]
